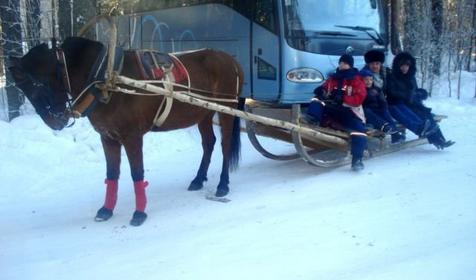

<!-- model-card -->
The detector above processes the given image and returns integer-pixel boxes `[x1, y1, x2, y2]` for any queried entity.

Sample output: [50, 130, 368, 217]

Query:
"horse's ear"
[8, 56, 26, 82]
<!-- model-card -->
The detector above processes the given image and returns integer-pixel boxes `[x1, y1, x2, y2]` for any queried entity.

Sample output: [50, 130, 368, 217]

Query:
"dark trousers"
[389, 104, 424, 135]
[310, 102, 367, 159]
[364, 108, 397, 131]
[408, 100, 448, 144]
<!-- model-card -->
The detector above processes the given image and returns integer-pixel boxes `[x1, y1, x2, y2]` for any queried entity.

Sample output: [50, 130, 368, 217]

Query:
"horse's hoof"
[95, 207, 113, 222]
[188, 181, 203, 191]
[130, 211, 147, 226]
[215, 187, 229, 197]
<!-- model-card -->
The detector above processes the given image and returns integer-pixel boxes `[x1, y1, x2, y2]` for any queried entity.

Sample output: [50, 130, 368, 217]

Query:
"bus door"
[251, 0, 280, 101]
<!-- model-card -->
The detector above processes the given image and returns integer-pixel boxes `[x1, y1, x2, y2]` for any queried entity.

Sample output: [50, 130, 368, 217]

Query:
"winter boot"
[351, 157, 364, 171]
[391, 132, 406, 144]
[440, 140, 455, 149]
[433, 137, 455, 150]
[427, 129, 454, 150]
[382, 123, 398, 135]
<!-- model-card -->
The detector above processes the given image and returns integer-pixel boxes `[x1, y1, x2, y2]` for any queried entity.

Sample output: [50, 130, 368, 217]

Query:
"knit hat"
[338, 54, 354, 68]
[359, 69, 374, 77]
[364, 50, 385, 64]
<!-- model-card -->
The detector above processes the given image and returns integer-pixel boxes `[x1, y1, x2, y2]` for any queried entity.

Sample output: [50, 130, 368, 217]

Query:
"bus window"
[254, 0, 278, 34]
[282, 0, 386, 55]
[131, 0, 249, 18]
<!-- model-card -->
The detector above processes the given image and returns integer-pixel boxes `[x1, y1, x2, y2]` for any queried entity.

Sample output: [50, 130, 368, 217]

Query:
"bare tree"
[0, 0, 24, 121]
[393, 0, 476, 99]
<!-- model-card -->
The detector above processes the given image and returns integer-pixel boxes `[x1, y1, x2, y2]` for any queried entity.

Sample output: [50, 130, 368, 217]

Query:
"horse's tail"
[229, 97, 245, 171]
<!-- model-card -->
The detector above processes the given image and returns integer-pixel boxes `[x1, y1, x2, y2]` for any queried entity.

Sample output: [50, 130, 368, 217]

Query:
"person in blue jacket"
[360, 69, 405, 144]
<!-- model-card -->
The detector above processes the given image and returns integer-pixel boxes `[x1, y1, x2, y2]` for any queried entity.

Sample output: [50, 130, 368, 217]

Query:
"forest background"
[0, 0, 475, 121]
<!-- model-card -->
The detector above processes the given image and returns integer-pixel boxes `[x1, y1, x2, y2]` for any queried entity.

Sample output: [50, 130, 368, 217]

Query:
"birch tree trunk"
[0, 0, 25, 121]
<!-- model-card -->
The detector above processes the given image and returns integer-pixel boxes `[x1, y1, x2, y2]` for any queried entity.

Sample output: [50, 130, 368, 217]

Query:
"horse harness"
[128, 49, 191, 128]
[110, 49, 241, 129]
[63, 45, 124, 118]
[58, 46, 240, 128]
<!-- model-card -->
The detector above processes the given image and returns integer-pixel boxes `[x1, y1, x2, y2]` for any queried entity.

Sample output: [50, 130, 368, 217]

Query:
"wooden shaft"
[113, 75, 348, 149]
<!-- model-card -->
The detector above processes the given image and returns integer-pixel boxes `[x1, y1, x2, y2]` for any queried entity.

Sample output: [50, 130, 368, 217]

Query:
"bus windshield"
[283, 0, 386, 55]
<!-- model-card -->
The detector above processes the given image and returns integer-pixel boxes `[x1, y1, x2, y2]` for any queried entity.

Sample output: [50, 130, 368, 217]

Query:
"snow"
[1, 73, 476, 280]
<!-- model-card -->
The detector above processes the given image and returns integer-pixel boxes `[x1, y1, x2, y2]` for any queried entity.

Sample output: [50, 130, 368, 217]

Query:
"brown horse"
[9, 37, 244, 226]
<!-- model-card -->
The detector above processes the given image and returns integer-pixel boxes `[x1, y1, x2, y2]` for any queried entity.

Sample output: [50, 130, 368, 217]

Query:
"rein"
[53, 48, 77, 127]
[125, 80, 239, 103]
[60, 45, 113, 118]
[55, 49, 72, 95]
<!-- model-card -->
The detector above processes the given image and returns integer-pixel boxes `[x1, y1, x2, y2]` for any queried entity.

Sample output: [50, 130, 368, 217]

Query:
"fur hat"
[338, 54, 354, 68]
[364, 50, 385, 64]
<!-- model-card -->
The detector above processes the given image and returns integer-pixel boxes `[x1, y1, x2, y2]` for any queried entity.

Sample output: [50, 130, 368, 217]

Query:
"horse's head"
[9, 43, 70, 130]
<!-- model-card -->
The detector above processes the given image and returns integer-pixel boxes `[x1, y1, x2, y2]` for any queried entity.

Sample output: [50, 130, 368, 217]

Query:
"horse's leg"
[215, 112, 241, 197]
[123, 134, 149, 227]
[95, 135, 122, 222]
[188, 113, 216, 191]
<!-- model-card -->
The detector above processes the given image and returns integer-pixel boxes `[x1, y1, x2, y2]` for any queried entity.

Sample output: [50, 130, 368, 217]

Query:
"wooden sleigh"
[244, 100, 447, 167]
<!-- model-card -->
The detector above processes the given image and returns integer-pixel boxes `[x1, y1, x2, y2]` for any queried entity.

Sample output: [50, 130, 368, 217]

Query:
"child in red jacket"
[307, 54, 368, 171]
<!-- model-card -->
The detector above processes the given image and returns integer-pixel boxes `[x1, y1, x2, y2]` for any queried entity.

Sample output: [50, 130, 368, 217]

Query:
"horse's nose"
[44, 113, 69, 130]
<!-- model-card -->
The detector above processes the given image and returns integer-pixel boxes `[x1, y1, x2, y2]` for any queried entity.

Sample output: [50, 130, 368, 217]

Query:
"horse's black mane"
[21, 43, 51, 75]
[20, 37, 104, 76]
[61, 37, 105, 69]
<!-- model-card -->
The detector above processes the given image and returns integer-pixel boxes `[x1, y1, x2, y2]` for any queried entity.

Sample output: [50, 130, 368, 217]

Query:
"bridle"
[55, 48, 73, 96]
[28, 45, 76, 126]
[48, 41, 111, 120]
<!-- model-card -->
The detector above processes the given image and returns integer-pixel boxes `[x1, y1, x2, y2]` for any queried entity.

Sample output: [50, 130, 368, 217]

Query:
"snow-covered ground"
[1, 73, 475, 280]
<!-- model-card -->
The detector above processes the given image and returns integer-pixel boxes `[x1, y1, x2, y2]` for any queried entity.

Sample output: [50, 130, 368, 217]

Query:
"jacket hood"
[392, 52, 416, 78]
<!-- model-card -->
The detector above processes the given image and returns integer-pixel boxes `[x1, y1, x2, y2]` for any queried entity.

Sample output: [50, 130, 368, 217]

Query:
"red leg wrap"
[134, 180, 149, 212]
[104, 179, 118, 210]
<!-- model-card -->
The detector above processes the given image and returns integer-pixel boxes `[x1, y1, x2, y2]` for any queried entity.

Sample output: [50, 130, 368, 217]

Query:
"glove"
[313, 86, 326, 99]
[331, 89, 345, 104]
[416, 88, 429, 100]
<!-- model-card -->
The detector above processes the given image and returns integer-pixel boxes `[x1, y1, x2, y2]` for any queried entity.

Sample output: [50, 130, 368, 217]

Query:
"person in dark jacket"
[361, 50, 432, 141]
[362, 50, 435, 141]
[387, 52, 455, 149]
[307, 54, 368, 171]
[360, 69, 405, 144]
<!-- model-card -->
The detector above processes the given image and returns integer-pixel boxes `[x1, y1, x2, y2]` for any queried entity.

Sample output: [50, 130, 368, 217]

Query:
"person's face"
[400, 63, 410, 74]
[363, 76, 373, 87]
[339, 62, 351, 70]
[368, 61, 382, 73]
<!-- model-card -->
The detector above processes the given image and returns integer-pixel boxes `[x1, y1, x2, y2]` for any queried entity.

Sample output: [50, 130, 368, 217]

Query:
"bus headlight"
[286, 68, 324, 83]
